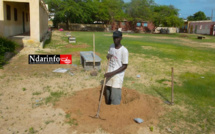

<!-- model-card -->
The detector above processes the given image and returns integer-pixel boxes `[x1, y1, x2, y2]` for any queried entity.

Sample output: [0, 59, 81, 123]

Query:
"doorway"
[195, 25, 197, 33]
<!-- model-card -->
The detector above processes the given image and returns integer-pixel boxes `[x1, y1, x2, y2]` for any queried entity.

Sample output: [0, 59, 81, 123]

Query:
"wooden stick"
[171, 67, 174, 105]
[94, 58, 110, 118]
[93, 34, 95, 69]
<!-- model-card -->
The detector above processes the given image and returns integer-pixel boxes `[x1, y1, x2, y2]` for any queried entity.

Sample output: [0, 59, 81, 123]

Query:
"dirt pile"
[55, 87, 164, 134]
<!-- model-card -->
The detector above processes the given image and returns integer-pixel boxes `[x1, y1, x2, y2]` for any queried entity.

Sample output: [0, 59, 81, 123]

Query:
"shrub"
[0, 36, 17, 67]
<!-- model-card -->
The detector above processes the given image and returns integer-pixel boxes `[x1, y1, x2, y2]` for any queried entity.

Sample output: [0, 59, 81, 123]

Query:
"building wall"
[0, 0, 4, 36]
[188, 21, 215, 35]
[135, 22, 154, 32]
[180, 21, 188, 33]
[154, 27, 178, 34]
[111, 21, 155, 32]
[0, 0, 49, 43]
[39, 3, 48, 40]
[1, 1, 30, 37]
[58, 23, 106, 31]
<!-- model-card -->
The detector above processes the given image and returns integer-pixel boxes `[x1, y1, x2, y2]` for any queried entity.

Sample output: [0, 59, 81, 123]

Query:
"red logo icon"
[60, 55, 72, 64]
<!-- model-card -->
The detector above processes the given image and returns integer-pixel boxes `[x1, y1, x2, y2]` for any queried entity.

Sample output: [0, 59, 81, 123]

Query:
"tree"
[152, 5, 183, 27]
[126, 0, 155, 22]
[45, 0, 126, 27]
[46, 0, 84, 29]
[187, 11, 209, 21]
[96, 0, 126, 24]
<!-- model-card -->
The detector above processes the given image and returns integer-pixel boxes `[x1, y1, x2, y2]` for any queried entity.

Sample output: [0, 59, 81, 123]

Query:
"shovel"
[92, 58, 110, 119]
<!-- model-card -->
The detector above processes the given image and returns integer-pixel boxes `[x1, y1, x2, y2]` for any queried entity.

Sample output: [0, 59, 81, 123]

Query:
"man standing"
[104, 30, 129, 105]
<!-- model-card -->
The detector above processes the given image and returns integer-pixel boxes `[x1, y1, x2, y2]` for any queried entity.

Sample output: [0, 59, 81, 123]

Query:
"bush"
[0, 36, 17, 67]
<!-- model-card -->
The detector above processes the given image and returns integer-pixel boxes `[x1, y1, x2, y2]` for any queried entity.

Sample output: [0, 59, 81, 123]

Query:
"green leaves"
[187, 11, 209, 21]
[152, 5, 183, 27]
[0, 36, 17, 67]
[126, 0, 155, 22]
[46, 0, 183, 28]
[48, 0, 127, 25]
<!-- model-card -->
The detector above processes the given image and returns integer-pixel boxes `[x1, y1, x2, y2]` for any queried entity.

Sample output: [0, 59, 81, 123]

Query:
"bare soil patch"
[55, 87, 164, 134]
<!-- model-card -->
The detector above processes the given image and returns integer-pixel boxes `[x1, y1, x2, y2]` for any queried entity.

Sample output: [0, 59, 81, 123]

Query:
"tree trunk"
[66, 19, 69, 30]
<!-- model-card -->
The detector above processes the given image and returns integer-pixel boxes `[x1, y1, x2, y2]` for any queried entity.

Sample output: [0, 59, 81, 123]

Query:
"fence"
[58, 23, 111, 31]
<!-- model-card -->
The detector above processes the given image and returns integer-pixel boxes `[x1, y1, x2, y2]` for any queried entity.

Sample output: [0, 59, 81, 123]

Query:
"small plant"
[66, 118, 78, 126]
[28, 127, 36, 134]
[22, 88, 26, 91]
[45, 120, 54, 125]
[65, 113, 71, 119]
[0, 36, 17, 67]
[65, 113, 78, 126]
[32, 91, 42, 96]
[45, 91, 64, 104]
[149, 126, 154, 132]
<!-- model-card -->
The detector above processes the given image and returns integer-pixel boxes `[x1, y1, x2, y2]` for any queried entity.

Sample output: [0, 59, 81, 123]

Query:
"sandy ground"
[1, 31, 214, 134]
[56, 87, 164, 134]
[0, 47, 164, 134]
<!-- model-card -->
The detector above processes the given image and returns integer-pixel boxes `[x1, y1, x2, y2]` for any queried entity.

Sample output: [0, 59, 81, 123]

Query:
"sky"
[123, 0, 215, 21]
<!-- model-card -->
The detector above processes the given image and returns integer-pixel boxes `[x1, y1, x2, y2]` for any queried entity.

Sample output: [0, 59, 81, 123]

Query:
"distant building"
[180, 20, 188, 33]
[0, 0, 49, 46]
[188, 20, 215, 35]
[111, 21, 155, 33]
[49, 12, 55, 20]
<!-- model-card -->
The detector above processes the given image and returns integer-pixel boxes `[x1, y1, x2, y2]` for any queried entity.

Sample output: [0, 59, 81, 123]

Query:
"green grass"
[32, 91, 42, 96]
[155, 72, 215, 133]
[44, 31, 215, 133]
[45, 91, 65, 104]
[45, 120, 54, 125]
[46, 31, 215, 64]
[177, 72, 215, 107]
[65, 113, 78, 126]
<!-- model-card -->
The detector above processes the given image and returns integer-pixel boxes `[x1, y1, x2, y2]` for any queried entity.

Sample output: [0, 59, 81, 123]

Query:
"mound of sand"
[55, 87, 164, 134]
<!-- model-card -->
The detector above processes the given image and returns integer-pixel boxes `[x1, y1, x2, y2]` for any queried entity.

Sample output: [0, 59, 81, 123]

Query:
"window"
[6, 5, 11, 20]
[121, 22, 125, 26]
[26, 13, 28, 22]
[199, 25, 202, 29]
[14, 8, 17, 21]
[143, 22, 148, 27]
[136, 22, 141, 27]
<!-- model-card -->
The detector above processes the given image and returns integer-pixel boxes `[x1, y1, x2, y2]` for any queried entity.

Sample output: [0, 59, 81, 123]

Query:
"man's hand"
[104, 64, 128, 78]
[106, 54, 113, 59]
[104, 72, 114, 78]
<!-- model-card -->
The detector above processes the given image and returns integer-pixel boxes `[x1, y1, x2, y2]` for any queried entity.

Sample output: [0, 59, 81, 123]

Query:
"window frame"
[6, 5, 11, 20]
[14, 8, 18, 21]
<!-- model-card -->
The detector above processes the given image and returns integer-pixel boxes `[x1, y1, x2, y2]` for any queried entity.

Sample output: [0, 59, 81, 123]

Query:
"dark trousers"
[105, 86, 121, 105]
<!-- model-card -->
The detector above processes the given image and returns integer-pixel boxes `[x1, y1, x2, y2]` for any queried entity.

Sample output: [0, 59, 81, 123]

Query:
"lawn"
[44, 31, 215, 133]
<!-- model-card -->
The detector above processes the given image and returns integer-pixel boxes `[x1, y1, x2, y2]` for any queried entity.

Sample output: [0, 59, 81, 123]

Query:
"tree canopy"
[187, 11, 209, 21]
[152, 5, 183, 27]
[125, 0, 155, 22]
[44, 0, 184, 28]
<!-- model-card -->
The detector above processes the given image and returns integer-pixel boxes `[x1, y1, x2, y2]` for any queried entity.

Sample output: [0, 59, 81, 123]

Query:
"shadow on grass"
[153, 87, 171, 105]
[43, 31, 52, 48]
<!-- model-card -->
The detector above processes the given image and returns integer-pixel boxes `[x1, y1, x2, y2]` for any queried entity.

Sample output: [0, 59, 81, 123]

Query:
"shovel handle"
[95, 58, 110, 117]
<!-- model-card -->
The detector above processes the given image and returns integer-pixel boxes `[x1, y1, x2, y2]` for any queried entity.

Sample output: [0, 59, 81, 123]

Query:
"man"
[104, 30, 129, 105]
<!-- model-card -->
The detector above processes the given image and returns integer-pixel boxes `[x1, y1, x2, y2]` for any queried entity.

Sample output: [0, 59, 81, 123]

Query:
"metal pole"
[171, 67, 174, 105]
